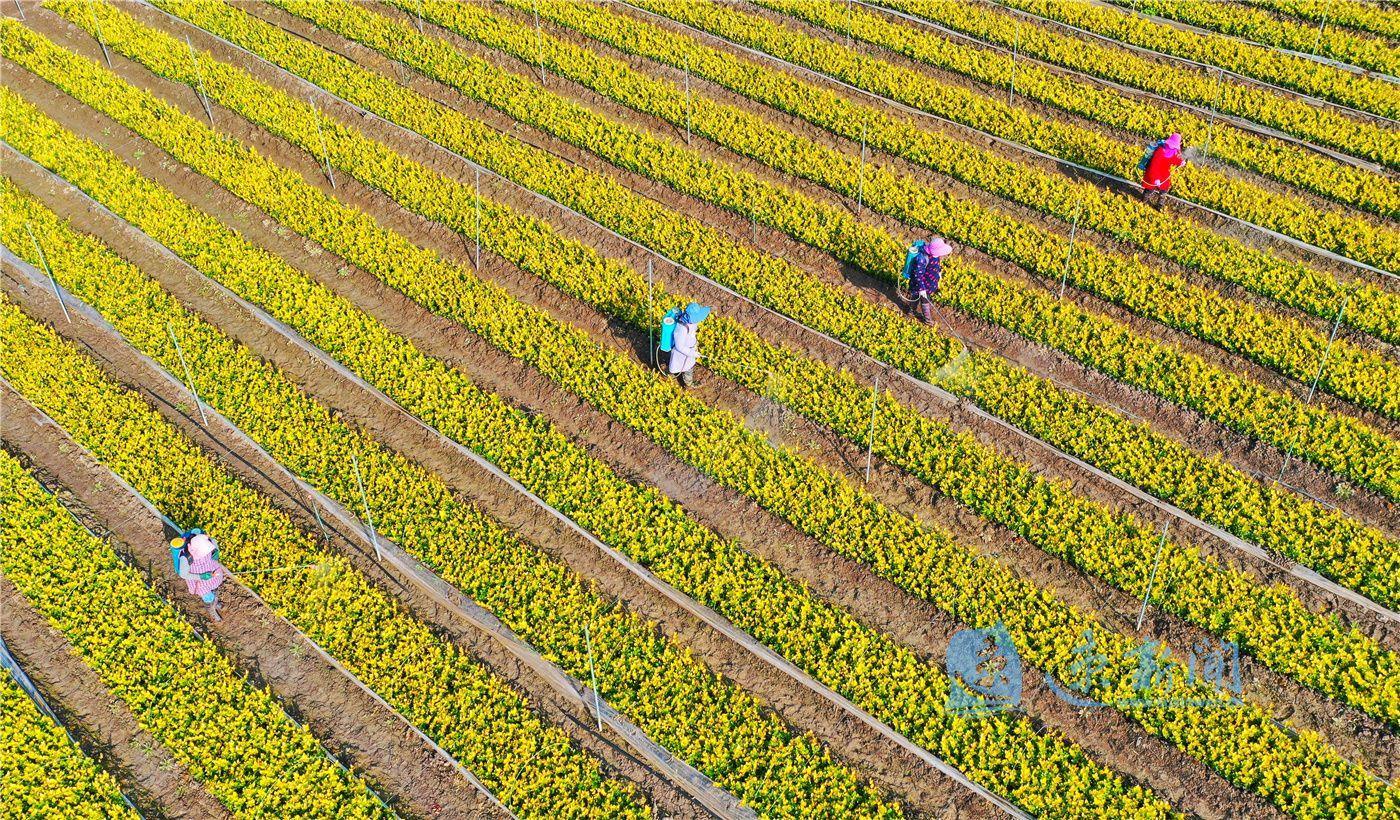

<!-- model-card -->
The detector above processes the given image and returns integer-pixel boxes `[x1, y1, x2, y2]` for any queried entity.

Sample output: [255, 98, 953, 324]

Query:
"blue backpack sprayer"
[655, 305, 681, 370]
[896, 240, 926, 304]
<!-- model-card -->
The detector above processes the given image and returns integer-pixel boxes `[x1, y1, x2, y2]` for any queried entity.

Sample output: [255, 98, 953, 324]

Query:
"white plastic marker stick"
[1008, 26, 1020, 104]
[1277, 292, 1349, 482]
[185, 34, 215, 125]
[311, 101, 337, 189]
[584, 622, 603, 732]
[11, 0, 24, 21]
[474, 166, 482, 270]
[684, 54, 693, 145]
[857, 121, 867, 212]
[1056, 199, 1083, 299]
[1136, 521, 1170, 631]
[647, 258, 655, 366]
[864, 372, 880, 483]
[87, 0, 112, 67]
[165, 321, 210, 426]
[413, 0, 425, 33]
[24, 223, 70, 323]
[350, 451, 382, 562]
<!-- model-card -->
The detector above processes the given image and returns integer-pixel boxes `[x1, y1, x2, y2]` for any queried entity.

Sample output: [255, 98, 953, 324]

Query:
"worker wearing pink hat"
[1140, 132, 1186, 209]
[907, 237, 952, 325]
[173, 531, 231, 622]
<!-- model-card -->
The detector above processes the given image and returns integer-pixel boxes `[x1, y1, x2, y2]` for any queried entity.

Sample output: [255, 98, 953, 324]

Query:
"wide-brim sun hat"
[188, 533, 217, 560]
[684, 302, 712, 323]
[924, 238, 953, 258]
[1164, 132, 1182, 150]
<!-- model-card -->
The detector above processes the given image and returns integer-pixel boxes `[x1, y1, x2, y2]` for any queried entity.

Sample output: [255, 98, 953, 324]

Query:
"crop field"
[0, 1, 1396, 818]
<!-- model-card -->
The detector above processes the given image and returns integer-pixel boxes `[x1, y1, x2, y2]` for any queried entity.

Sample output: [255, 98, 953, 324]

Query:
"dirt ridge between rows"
[1, 42, 1301, 820]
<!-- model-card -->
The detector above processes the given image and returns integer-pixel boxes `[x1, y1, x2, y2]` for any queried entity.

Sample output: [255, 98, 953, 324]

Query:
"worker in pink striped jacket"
[176, 532, 230, 622]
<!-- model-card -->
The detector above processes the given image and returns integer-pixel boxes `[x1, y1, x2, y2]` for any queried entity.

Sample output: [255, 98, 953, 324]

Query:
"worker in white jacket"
[667, 302, 711, 388]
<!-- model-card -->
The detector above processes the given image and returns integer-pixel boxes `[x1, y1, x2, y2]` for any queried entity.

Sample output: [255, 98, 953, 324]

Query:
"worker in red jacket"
[1140, 132, 1186, 209]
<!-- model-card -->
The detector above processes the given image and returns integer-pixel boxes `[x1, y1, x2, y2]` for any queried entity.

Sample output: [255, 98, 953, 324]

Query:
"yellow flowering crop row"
[993, 0, 1400, 118]
[17, 0, 1397, 714]
[138, 0, 1400, 497]
[260, 0, 1400, 596]
[513, 0, 1399, 346]
[1238, 0, 1400, 40]
[4, 22, 1392, 817]
[1, 179, 898, 819]
[0, 422, 390, 819]
[0, 102, 1168, 820]
[1113, 0, 1400, 76]
[0, 293, 643, 818]
[350, 0, 1400, 419]
[249, 0, 1400, 606]
[786, 0, 1399, 205]
[0, 655, 136, 818]
[645, 0, 1400, 268]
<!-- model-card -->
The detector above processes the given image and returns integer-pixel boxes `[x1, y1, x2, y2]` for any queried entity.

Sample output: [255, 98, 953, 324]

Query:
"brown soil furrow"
[132, 0, 1399, 613]
[469, 0, 1398, 368]
[226, 0, 1399, 523]
[0, 121, 982, 820]
[7, 9, 1392, 803]
[0, 572, 231, 820]
[0, 399, 510, 820]
[722, 0, 1395, 254]
[0, 55, 1303, 819]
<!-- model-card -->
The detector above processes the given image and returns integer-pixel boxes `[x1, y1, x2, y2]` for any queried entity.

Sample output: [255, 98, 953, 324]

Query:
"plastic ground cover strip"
[151, 0, 1400, 662]
[503, 0, 1400, 346]
[0, 176, 900, 820]
[2, 22, 1393, 819]
[0, 108, 1168, 820]
[639, 0, 1400, 271]
[0, 294, 646, 818]
[340, 0, 1400, 423]
[992, 0, 1400, 119]
[134, 0, 1400, 503]
[0, 426, 392, 820]
[1107, 0, 1400, 77]
[0, 644, 139, 819]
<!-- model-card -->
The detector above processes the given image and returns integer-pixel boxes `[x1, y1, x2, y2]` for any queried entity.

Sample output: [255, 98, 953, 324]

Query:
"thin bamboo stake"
[863, 372, 880, 483]
[185, 35, 214, 125]
[166, 321, 209, 426]
[1277, 293, 1349, 482]
[25, 223, 70, 324]
[351, 451, 382, 562]
[87, 0, 111, 67]
[584, 623, 603, 732]
[1056, 199, 1083, 299]
[474, 167, 482, 270]
[310, 102, 337, 188]
[1135, 522, 1170, 631]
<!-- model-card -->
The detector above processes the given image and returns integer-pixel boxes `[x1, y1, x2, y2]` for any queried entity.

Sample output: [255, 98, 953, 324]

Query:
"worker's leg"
[202, 590, 222, 622]
[918, 293, 935, 325]
[678, 368, 694, 388]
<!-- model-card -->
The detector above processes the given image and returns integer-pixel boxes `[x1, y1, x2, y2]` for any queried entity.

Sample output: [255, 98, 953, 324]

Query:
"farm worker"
[175, 532, 230, 622]
[668, 302, 712, 388]
[908, 237, 952, 325]
[1140, 132, 1186, 209]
